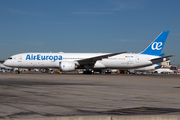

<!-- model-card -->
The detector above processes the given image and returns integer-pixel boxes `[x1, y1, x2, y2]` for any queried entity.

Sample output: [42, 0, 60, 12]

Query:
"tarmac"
[0, 73, 180, 119]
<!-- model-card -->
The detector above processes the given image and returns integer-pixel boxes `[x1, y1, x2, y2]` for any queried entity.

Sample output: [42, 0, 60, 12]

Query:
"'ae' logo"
[151, 42, 163, 50]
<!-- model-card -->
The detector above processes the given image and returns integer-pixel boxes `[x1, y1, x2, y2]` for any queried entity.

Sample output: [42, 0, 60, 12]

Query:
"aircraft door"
[127, 56, 134, 65]
[18, 56, 22, 62]
[59, 62, 61, 70]
[135, 56, 139, 63]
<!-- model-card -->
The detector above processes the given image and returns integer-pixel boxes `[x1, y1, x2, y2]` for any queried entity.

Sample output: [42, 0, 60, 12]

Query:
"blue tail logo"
[141, 31, 169, 56]
[151, 42, 163, 50]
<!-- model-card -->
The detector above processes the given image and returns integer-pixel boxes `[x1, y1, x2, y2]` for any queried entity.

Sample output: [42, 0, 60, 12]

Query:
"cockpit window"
[8, 57, 12, 60]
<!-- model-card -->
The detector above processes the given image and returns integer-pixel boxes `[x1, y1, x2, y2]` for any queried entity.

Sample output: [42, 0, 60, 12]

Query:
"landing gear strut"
[83, 65, 94, 74]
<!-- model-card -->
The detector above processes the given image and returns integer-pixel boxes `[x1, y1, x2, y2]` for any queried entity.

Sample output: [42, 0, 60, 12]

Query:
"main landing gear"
[83, 70, 93, 74]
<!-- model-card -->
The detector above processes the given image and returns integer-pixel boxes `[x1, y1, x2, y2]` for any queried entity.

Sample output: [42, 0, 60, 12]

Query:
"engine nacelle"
[59, 61, 76, 72]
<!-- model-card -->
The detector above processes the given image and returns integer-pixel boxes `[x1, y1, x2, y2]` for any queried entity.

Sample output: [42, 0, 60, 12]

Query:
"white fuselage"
[4, 52, 159, 70]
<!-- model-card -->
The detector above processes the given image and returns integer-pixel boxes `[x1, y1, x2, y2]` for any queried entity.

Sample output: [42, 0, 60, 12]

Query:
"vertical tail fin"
[140, 31, 169, 56]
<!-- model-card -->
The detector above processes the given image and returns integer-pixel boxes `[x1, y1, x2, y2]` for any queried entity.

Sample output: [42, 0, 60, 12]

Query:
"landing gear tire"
[15, 70, 20, 74]
[83, 71, 92, 74]
[105, 70, 111, 74]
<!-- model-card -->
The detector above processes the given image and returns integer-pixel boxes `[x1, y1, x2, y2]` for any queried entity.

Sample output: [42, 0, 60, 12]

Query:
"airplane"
[153, 68, 173, 74]
[3, 31, 173, 74]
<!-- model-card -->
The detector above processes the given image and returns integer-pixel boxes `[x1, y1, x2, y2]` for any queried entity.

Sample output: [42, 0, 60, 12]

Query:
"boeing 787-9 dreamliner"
[4, 31, 173, 74]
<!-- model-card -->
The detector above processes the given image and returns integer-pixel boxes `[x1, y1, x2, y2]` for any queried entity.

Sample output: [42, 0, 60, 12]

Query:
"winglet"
[141, 31, 170, 56]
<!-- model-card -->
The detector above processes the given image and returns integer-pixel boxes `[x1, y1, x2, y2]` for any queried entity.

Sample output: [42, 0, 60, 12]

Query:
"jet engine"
[59, 61, 76, 72]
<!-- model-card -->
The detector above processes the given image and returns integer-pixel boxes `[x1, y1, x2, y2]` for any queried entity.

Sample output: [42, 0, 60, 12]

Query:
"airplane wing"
[150, 55, 174, 64]
[77, 51, 127, 65]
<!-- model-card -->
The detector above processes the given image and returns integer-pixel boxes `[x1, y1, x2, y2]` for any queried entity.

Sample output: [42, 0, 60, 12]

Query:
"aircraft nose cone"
[3, 61, 7, 66]
[3, 61, 10, 67]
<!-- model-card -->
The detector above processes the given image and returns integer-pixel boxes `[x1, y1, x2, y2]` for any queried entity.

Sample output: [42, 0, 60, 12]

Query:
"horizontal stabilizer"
[155, 65, 162, 69]
[150, 55, 174, 64]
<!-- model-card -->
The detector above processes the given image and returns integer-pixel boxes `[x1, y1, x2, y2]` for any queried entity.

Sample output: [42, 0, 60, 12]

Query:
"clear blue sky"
[0, 0, 180, 65]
